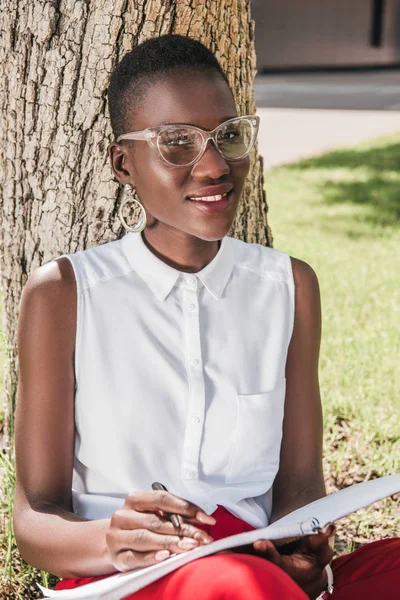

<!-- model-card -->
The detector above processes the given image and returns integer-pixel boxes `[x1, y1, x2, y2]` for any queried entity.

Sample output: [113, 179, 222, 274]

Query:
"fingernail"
[196, 511, 216, 524]
[178, 538, 199, 550]
[193, 531, 213, 544]
[155, 550, 170, 561]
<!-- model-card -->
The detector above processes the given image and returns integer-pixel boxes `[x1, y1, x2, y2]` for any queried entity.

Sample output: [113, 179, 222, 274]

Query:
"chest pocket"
[225, 381, 286, 484]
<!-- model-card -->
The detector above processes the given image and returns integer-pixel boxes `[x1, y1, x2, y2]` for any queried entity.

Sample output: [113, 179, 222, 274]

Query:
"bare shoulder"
[289, 256, 321, 311]
[23, 257, 75, 297]
[287, 256, 321, 350]
[21, 257, 76, 314]
[19, 257, 77, 350]
[290, 256, 319, 289]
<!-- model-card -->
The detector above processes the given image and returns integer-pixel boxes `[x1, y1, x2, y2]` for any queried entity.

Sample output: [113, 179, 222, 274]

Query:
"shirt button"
[186, 276, 196, 286]
[191, 415, 200, 424]
[190, 358, 200, 367]
[185, 470, 196, 479]
[187, 303, 195, 312]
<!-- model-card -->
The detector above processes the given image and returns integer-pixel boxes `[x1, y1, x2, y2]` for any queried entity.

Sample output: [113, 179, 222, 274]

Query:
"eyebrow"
[154, 116, 238, 128]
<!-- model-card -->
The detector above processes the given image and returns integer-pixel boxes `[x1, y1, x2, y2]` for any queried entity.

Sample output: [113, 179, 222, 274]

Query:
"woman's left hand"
[252, 525, 335, 599]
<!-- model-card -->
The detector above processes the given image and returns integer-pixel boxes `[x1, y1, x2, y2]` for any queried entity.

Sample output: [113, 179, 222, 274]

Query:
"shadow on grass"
[285, 141, 400, 227]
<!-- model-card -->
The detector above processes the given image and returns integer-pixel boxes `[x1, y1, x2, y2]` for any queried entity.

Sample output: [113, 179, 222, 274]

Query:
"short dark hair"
[108, 34, 230, 139]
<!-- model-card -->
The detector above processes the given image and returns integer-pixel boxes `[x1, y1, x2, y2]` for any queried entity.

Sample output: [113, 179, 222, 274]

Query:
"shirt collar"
[196, 236, 234, 300]
[121, 232, 234, 301]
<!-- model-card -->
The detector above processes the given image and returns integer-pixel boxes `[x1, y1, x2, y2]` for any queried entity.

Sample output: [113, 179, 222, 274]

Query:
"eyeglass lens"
[157, 118, 254, 166]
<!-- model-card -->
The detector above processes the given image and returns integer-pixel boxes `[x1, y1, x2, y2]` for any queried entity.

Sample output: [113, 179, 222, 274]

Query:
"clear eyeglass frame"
[115, 115, 260, 167]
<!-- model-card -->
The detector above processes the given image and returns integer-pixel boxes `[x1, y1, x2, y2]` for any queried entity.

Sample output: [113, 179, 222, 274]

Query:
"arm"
[13, 259, 213, 579]
[270, 257, 325, 523]
[252, 258, 332, 598]
[13, 258, 116, 578]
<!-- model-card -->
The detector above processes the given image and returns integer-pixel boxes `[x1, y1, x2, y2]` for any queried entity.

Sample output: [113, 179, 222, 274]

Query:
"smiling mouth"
[188, 193, 229, 202]
[187, 190, 234, 214]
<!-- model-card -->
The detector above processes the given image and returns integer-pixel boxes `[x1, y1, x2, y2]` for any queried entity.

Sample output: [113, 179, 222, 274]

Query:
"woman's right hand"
[106, 490, 216, 572]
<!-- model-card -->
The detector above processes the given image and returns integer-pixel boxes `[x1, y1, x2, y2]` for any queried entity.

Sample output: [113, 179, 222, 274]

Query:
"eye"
[160, 131, 196, 147]
[223, 129, 240, 139]
[166, 135, 190, 146]
[218, 127, 242, 142]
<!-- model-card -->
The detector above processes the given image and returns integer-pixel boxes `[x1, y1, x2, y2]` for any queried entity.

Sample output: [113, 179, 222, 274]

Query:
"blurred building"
[252, 0, 400, 71]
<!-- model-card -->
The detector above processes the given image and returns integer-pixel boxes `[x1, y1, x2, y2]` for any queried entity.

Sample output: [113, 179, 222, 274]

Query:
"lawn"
[0, 133, 399, 596]
[265, 133, 400, 551]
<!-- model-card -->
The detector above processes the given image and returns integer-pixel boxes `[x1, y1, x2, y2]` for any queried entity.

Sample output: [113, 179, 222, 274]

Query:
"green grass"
[266, 133, 400, 443]
[0, 132, 399, 594]
[265, 133, 400, 551]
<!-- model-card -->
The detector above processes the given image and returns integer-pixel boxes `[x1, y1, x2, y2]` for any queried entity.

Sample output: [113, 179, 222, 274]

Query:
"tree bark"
[0, 0, 271, 448]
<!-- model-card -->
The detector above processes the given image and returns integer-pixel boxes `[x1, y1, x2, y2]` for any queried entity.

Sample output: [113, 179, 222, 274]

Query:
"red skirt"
[55, 506, 400, 599]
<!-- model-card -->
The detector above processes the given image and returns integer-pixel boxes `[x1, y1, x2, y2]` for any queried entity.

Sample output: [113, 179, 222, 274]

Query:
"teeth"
[190, 193, 228, 202]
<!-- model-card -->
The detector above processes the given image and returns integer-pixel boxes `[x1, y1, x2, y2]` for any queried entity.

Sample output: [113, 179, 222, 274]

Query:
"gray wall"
[252, 0, 400, 69]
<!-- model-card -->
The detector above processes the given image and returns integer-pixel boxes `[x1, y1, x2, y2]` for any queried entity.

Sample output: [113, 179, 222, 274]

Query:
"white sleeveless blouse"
[58, 232, 295, 528]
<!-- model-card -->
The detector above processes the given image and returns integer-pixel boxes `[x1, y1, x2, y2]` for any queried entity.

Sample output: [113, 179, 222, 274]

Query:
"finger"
[124, 491, 216, 524]
[170, 519, 214, 544]
[113, 548, 172, 573]
[253, 540, 282, 566]
[304, 534, 334, 568]
[113, 528, 202, 553]
[280, 541, 333, 578]
[307, 530, 331, 547]
[321, 523, 337, 537]
[110, 509, 214, 544]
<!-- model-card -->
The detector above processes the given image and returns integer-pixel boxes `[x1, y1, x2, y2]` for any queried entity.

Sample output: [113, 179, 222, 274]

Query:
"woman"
[13, 35, 399, 600]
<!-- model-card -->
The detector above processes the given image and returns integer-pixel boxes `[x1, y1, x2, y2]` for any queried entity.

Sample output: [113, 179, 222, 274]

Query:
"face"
[109, 71, 250, 242]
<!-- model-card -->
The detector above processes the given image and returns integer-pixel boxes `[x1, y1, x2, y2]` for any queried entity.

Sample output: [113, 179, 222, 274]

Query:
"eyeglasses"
[116, 115, 260, 167]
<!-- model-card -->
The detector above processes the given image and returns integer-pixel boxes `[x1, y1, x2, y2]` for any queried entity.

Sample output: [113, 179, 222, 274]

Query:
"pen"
[151, 481, 181, 528]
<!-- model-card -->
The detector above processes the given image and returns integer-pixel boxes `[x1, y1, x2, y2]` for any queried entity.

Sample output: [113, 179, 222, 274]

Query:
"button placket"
[180, 286, 205, 482]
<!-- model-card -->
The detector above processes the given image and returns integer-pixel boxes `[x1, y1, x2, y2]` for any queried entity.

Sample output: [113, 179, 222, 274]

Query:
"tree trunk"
[0, 0, 271, 449]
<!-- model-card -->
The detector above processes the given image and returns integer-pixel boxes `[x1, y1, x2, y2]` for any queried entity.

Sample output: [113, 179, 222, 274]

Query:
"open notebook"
[39, 474, 400, 600]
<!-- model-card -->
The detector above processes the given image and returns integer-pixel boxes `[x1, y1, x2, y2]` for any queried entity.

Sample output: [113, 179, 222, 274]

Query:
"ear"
[108, 142, 136, 187]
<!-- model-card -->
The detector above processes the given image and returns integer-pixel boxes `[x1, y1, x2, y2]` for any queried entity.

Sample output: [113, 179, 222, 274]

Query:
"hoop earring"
[119, 184, 147, 233]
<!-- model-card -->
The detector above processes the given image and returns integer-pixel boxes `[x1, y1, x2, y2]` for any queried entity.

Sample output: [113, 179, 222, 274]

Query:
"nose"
[191, 139, 230, 180]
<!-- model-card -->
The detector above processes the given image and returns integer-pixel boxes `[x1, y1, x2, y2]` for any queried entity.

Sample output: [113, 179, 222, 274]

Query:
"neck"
[142, 228, 221, 273]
